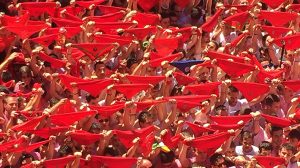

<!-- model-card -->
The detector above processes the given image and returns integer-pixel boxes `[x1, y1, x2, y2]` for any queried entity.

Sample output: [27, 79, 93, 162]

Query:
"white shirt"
[235, 145, 259, 159]
[224, 98, 249, 116]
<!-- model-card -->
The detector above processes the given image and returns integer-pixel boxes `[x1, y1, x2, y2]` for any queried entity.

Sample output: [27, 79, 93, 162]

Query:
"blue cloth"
[170, 60, 204, 74]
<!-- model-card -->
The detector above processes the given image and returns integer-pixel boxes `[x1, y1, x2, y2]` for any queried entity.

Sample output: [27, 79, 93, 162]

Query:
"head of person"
[279, 143, 296, 163]
[160, 12, 171, 28]
[224, 143, 236, 158]
[262, 94, 281, 114]
[4, 96, 18, 113]
[96, 114, 110, 131]
[215, 105, 228, 116]
[227, 86, 239, 106]
[159, 150, 176, 168]
[240, 131, 254, 153]
[210, 153, 227, 168]
[205, 40, 218, 52]
[288, 129, 300, 148]
[197, 67, 210, 83]
[270, 126, 283, 148]
[86, 94, 99, 105]
[259, 141, 273, 156]
[19, 66, 32, 87]
[94, 61, 106, 79]
[20, 153, 34, 166]
[138, 111, 153, 128]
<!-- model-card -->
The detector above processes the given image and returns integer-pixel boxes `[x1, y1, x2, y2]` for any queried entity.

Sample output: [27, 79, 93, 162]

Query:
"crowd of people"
[0, 0, 300, 167]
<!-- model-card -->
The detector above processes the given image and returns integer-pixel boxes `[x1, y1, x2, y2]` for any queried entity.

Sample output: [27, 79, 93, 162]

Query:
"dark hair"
[280, 143, 297, 154]
[262, 94, 280, 106]
[103, 145, 120, 156]
[228, 85, 239, 93]
[288, 129, 300, 140]
[210, 153, 223, 166]
[1, 71, 12, 82]
[270, 126, 283, 136]
[94, 61, 105, 70]
[241, 131, 253, 139]
[159, 150, 175, 164]
[138, 111, 152, 124]
[259, 141, 273, 152]
[58, 145, 73, 157]
[86, 94, 98, 103]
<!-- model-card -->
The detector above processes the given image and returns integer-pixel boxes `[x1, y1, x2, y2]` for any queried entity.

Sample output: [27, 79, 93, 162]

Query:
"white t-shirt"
[224, 99, 249, 116]
[235, 145, 259, 159]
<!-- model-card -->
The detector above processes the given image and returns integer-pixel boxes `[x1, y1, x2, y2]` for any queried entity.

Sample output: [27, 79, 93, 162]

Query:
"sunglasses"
[99, 119, 109, 123]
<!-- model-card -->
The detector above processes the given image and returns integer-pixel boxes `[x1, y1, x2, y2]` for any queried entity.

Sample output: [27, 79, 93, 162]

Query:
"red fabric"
[166, 95, 211, 103]
[216, 59, 255, 77]
[135, 100, 167, 112]
[94, 35, 132, 46]
[44, 27, 82, 38]
[261, 114, 292, 127]
[171, 27, 193, 43]
[261, 26, 292, 38]
[113, 84, 150, 98]
[283, 80, 300, 92]
[132, 13, 160, 28]
[76, 79, 114, 97]
[150, 52, 182, 67]
[97, 5, 126, 15]
[0, 36, 16, 52]
[0, 12, 29, 26]
[173, 72, 197, 86]
[137, 0, 159, 12]
[186, 82, 222, 96]
[1, 80, 15, 89]
[30, 34, 58, 47]
[210, 123, 244, 131]
[70, 130, 101, 145]
[4, 24, 49, 39]
[258, 11, 297, 27]
[230, 32, 249, 48]
[176, 100, 201, 112]
[94, 22, 136, 34]
[261, 0, 286, 9]
[76, 0, 105, 9]
[154, 36, 181, 56]
[8, 92, 33, 98]
[126, 75, 165, 85]
[140, 133, 155, 157]
[185, 122, 215, 136]
[43, 156, 76, 168]
[161, 131, 182, 149]
[186, 132, 231, 151]
[175, 0, 191, 8]
[11, 115, 46, 131]
[61, 12, 82, 22]
[210, 115, 252, 125]
[52, 18, 82, 27]
[273, 34, 300, 50]
[201, 9, 224, 32]
[20, 2, 57, 17]
[71, 43, 115, 60]
[0, 137, 25, 152]
[89, 102, 125, 118]
[114, 125, 155, 148]
[38, 52, 67, 69]
[55, 99, 75, 114]
[124, 27, 156, 40]
[224, 12, 249, 27]
[257, 69, 284, 83]
[206, 51, 245, 63]
[231, 82, 270, 101]
[58, 74, 93, 90]
[85, 12, 125, 22]
[50, 111, 97, 126]
[255, 156, 285, 168]
[26, 126, 69, 139]
[289, 4, 300, 11]
[90, 155, 137, 168]
[8, 140, 50, 153]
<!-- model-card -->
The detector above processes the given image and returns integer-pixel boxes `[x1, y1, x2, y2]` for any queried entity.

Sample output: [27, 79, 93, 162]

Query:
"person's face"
[205, 42, 217, 51]
[271, 130, 283, 147]
[270, 101, 281, 113]
[198, 68, 209, 82]
[21, 72, 31, 86]
[227, 91, 239, 106]
[242, 137, 253, 152]
[5, 97, 18, 112]
[98, 117, 110, 130]
[225, 148, 235, 157]
[279, 148, 293, 162]
[260, 148, 271, 156]
[140, 117, 153, 128]
[170, 16, 178, 26]
[212, 157, 227, 168]
[161, 18, 170, 28]
[95, 63, 106, 79]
